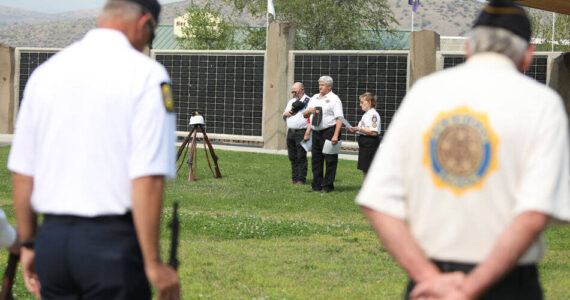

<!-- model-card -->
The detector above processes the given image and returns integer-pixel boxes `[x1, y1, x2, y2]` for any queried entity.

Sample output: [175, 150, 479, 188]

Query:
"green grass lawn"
[0, 145, 568, 299]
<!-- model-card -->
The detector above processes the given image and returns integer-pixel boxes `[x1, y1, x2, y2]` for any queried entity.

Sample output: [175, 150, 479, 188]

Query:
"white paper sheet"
[300, 136, 312, 152]
[322, 139, 341, 155]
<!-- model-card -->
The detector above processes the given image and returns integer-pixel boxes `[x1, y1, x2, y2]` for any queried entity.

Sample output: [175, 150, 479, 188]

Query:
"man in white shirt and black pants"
[8, 0, 180, 299]
[303, 76, 344, 193]
[283, 82, 310, 185]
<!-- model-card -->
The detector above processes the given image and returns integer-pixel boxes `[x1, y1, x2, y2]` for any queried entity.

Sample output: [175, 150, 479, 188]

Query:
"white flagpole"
[412, 10, 414, 32]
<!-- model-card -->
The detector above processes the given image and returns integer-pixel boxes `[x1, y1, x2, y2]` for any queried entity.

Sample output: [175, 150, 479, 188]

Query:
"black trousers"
[35, 213, 151, 300]
[357, 135, 380, 172]
[404, 260, 542, 300]
[286, 128, 308, 183]
[311, 125, 338, 191]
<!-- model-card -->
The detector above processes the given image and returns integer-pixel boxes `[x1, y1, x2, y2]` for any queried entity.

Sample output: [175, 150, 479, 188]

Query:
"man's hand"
[20, 247, 40, 299]
[347, 126, 358, 133]
[331, 135, 339, 145]
[303, 107, 314, 118]
[410, 272, 467, 300]
[145, 261, 180, 300]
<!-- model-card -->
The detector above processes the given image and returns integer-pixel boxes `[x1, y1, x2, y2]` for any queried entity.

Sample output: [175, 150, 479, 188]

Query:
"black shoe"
[320, 189, 333, 194]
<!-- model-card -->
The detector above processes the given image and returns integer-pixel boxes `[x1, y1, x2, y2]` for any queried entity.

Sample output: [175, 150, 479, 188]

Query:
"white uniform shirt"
[358, 108, 381, 135]
[8, 29, 176, 217]
[283, 95, 310, 129]
[307, 91, 344, 131]
[356, 53, 570, 264]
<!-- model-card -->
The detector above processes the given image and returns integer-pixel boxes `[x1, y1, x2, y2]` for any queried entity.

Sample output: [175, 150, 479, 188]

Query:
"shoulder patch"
[161, 82, 175, 112]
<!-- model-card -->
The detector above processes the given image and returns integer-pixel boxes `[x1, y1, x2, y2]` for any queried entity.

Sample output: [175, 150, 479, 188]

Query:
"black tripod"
[176, 124, 222, 181]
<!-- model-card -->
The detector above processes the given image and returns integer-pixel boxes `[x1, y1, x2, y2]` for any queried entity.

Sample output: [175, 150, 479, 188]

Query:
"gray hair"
[318, 76, 333, 87]
[467, 26, 529, 65]
[99, 0, 144, 22]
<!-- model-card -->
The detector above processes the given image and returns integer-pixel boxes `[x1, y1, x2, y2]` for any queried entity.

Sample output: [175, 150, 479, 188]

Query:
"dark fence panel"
[156, 53, 265, 136]
[17, 50, 57, 106]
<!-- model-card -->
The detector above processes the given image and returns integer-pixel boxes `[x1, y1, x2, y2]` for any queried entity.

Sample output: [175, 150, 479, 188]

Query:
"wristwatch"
[19, 240, 35, 249]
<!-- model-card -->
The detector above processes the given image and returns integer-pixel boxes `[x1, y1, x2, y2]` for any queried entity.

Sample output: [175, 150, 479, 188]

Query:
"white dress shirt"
[357, 53, 570, 264]
[8, 29, 176, 217]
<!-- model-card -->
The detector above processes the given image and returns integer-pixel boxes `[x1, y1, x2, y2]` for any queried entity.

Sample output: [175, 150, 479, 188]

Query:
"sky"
[0, 0, 183, 13]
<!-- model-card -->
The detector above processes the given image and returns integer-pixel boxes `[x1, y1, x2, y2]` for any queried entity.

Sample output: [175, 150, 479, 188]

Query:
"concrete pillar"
[548, 52, 570, 117]
[262, 22, 296, 150]
[0, 45, 15, 134]
[410, 30, 440, 86]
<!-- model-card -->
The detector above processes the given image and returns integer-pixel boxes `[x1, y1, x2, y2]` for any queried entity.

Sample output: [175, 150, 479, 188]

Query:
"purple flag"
[408, 0, 419, 12]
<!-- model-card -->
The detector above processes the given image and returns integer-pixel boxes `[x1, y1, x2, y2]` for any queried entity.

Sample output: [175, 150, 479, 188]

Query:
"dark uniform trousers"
[311, 125, 339, 192]
[286, 128, 308, 183]
[35, 213, 151, 300]
[404, 260, 543, 300]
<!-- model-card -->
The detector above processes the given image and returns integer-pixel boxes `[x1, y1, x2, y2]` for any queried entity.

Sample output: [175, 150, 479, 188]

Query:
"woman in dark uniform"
[348, 93, 381, 179]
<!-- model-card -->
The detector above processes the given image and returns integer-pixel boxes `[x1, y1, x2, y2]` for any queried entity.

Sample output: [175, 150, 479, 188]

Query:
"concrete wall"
[409, 30, 440, 85]
[262, 22, 296, 150]
[0, 45, 15, 134]
[549, 52, 570, 117]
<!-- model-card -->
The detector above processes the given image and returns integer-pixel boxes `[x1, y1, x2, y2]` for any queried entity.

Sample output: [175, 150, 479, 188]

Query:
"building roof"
[152, 24, 181, 50]
[515, 0, 570, 15]
[151, 24, 413, 50]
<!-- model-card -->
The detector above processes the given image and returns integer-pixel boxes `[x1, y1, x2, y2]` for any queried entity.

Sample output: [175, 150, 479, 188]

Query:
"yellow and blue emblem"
[161, 82, 175, 113]
[423, 106, 499, 195]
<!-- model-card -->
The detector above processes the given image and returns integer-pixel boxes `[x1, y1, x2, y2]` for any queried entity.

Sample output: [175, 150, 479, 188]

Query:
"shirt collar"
[82, 28, 134, 50]
[319, 91, 334, 99]
[465, 53, 517, 71]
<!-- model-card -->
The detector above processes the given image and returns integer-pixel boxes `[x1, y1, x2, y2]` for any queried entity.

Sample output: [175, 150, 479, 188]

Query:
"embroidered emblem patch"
[372, 123, 377, 128]
[423, 106, 499, 195]
[161, 82, 175, 112]
[372, 115, 378, 122]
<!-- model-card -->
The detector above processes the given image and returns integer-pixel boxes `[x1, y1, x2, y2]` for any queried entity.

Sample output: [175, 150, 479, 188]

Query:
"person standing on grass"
[356, 0, 570, 299]
[303, 76, 344, 194]
[283, 82, 311, 185]
[8, 0, 179, 299]
[347, 93, 381, 180]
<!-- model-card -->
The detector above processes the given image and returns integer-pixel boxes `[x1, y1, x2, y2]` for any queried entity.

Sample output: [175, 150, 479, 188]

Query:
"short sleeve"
[333, 97, 344, 118]
[128, 67, 177, 179]
[514, 97, 570, 222]
[283, 100, 293, 114]
[8, 75, 37, 176]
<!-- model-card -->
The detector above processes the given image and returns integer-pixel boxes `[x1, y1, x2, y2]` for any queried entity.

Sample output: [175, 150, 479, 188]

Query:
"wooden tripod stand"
[176, 124, 222, 181]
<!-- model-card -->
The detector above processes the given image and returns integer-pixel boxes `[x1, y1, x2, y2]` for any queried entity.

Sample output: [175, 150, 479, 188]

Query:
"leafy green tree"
[222, 0, 398, 50]
[527, 9, 570, 52]
[241, 26, 267, 50]
[176, 2, 238, 50]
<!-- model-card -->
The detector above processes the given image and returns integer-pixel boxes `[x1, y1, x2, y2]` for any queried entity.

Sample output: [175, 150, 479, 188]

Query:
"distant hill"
[0, 0, 489, 48]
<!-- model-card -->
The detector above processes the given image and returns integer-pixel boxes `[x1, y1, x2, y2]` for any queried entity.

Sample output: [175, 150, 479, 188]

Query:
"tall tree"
[176, 2, 238, 50]
[527, 9, 570, 52]
[222, 0, 398, 50]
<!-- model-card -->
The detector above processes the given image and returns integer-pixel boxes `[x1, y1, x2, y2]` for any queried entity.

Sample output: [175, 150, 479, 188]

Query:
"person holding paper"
[348, 93, 381, 179]
[283, 82, 311, 185]
[303, 76, 344, 194]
